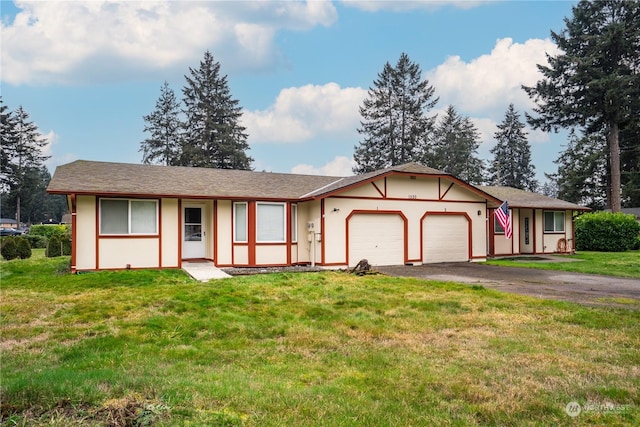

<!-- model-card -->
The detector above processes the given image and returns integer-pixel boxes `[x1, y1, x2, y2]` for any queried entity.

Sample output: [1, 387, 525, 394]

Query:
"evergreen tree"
[353, 53, 438, 174]
[548, 130, 609, 210]
[181, 51, 252, 170]
[523, 0, 640, 212]
[488, 104, 537, 191]
[427, 105, 484, 185]
[0, 104, 50, 224]
[140, 81, 182, 166]
[0, 97, 17, 193]
[620, 116, 640, 206]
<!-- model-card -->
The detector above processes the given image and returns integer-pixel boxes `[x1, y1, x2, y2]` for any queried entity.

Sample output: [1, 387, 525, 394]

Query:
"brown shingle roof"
[479, 186, 590, 211]
[47, 160, 342, 200]
[48, 161, 588, 211]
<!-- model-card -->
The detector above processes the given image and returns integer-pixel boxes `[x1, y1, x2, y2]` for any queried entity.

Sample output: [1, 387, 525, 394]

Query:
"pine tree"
[140, 81, 182, 166]
[181, 51, 252, 170]
[353, 53, 438, 174]
[0, 104, 50, 224]
[523, 0, 640, 212]
[488, 104, 537, 191]
[548, 130, 609, 210]
[428, 105, 484, 185]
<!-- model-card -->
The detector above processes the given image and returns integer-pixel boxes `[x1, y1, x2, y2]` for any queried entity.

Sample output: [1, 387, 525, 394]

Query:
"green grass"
[1, 255, 639, 426]
[486, 250, 640, 278]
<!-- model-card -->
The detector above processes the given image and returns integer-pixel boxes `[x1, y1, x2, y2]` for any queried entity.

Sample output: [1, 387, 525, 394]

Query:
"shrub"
[61, 235, 71, 256]
[15, 236, 32, 259]
[46, 234, 62, 257]
[30, 224, 70, 240]
[1, 237, 19, 260]
[575, 212, 640, 252]
[46, 234, 71, 258]
[25, 234, 48, 249]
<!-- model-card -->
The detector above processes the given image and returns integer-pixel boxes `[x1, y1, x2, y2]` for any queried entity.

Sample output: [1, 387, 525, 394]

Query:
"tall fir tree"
[488, 104, 537, 191]
[547, 130, 609, 210]
[353, 53, 438, 174]
[523, 0, 640, 212]
[427, 105, 484, 185]
[140, 81, 182, 166]
[181, 51, 252, 170]
[620, 116, 640, 206]
[0, 104, 50, 224]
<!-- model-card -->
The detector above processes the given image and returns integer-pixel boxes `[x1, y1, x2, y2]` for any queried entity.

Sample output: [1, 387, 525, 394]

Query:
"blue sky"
[1, 0, 576, 181]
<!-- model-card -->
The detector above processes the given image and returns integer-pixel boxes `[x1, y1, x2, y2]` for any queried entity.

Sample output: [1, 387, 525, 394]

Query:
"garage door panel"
[349, 214, 404, 267]
[423, 215, 469, 263]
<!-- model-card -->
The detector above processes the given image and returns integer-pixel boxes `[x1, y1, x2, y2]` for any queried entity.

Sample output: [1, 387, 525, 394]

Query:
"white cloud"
[426, 37, 560, 116]
[291, 156, 355, 176]
[342, 0, 489, 12]
[1, 0, 337, 85]
[242, 83, 367, 144]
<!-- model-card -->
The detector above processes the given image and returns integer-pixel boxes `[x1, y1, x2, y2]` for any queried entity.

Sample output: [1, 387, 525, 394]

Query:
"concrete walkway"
[182, 261, 231, 281]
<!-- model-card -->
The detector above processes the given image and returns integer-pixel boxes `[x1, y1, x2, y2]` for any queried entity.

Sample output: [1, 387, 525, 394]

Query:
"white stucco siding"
[385, 176, 440, 199]
[215, 200, 232, 265]
[256, 245, 288, 265]
[161, 198, 179, 268]
[233, 245, 249, 265]
[439, 182, 486, 202]
[422, 214, 469, 263]
[348, 213, 405, 267]
[75, 195, 97, 270]
[99, 238, 159, 269]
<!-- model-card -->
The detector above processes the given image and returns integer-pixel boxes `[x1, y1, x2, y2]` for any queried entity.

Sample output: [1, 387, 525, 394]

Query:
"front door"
[520, 209, 534, 254]
[183, 206, 205, 259]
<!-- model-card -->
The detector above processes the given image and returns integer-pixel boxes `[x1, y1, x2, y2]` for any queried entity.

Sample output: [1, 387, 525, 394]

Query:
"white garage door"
[348, 214, 404, 267]
[423, 214, 469, 263]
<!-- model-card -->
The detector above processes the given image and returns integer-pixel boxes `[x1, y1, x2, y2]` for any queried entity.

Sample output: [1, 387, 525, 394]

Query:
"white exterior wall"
[541, 209, 574, 253]
[99, 238, 159, 269]
[161, 198, 179, 268]
[75, 195, 97, 270]
[256, 245, 288, 265]
[216, 200, 232, 265]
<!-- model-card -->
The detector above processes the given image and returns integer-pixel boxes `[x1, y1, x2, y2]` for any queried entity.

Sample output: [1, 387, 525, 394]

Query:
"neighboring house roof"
[479, 186, 590, 211]
[0, 218, 17, 224]
[621, 208, 640, 219]
[604, 207, 640, 219]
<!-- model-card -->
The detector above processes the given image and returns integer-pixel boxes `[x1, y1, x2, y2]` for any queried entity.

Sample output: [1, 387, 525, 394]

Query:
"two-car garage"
[347, 212, 470, 267]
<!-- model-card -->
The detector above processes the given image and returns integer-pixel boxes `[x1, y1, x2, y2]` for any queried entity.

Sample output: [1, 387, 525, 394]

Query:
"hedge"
[575, 212, 640, 252]
[30, 224, 70, 239]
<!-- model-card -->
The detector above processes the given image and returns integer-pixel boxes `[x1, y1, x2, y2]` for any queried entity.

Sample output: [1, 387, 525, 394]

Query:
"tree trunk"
[608, 120, 621, 212]
[16, 194, 21, 228]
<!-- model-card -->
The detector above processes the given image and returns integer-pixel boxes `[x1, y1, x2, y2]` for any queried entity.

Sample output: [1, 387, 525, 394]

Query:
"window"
[291, 204, 298, 242]
[257, 202, 285, 242]
[234, 202, 247, 242]
[100, 199, 157, 235]
[544, 211, 565, 233]
[494, 216, 505, 234]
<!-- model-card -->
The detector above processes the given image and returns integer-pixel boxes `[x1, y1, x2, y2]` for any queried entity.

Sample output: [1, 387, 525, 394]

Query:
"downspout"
[70, 194, 77, 274]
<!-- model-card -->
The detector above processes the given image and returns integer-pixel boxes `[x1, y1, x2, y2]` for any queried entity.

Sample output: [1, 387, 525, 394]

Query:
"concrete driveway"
[377, 262, 640, 309]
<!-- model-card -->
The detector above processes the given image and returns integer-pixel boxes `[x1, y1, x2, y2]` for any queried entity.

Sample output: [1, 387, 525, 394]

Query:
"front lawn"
[1, 256, 639, 425]
[486, 250, 640, 278]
